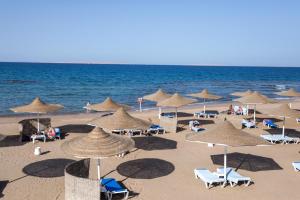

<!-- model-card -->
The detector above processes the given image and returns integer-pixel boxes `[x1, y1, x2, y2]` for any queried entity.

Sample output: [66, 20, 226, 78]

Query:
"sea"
[0, 62, 299, 116]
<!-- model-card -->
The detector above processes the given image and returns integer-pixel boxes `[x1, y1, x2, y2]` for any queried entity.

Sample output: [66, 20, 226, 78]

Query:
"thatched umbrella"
[85, 97, 130, 112]
[10, 97, 63, 132]
[186, 120, 267, 183]
[231, 90, 253, 97]
[143, 89, 171, 102]
[275, 88, 300, 97]
[259, 104, 300, 137]
[143, 89, 172, 118]
[235, 91, 275, 123]
[231, 90, 253, 115]
[89, 107, 151, 131]
[189, 89, 221, 113]
[61, 127, 135, 180]
[275, 88, 300, 108]
[157, 93, 196, 118]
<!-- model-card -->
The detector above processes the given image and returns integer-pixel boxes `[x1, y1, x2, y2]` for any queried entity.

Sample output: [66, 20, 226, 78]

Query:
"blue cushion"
[101, 178, 125, 192]
[150, 125, 160, 129]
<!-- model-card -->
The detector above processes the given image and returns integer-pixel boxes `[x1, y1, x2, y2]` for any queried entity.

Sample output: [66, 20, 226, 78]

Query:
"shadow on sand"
[57, 124, 94, 134]
[0, 180, 8, 198]
[22, 158, 76, 178]
[117, 158, 175, 180]
[246, 117, 283, 123]
[211, 152, 282, 172]
[178, 119, 215, 126]
[176, 112, 194, 117]
[0, 135, 25, 147]
[265, 128, 300, 137]
[133, 136, 177, 151]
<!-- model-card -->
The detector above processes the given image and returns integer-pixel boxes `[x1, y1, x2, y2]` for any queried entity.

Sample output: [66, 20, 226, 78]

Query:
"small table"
[31, 134, 46, 143]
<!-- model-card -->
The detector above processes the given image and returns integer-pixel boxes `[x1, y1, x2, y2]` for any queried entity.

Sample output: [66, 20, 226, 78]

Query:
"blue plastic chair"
[101, 178, 129, 200]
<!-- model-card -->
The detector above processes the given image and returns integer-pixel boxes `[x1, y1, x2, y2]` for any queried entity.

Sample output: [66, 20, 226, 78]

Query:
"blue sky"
[0, 0, 300, 66]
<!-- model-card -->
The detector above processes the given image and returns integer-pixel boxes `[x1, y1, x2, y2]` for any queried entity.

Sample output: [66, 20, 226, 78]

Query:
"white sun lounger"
[191, 126, 205, 132]
[217, 167, 251, 187]
[194, 168, 224, 189]
[260, 134, 284, 143]
[292, 162, 300, 171]
[261, 134, 300, 144]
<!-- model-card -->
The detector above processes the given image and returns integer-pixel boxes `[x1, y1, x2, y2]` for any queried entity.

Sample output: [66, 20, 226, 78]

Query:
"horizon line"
[0, 61, 299, 68]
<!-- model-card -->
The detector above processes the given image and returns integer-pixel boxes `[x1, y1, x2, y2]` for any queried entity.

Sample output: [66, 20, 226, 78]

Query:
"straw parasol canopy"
[235, 91, 275, 123]
[61, 127, 135, 180]
[10, 97, 63, 132]
[275, 88, 300, 97]
[61, 127, 135, 159]
[190, 89, 222, 100]
[86, 97, 130, 112]
[189, 89, 221, 113]
[11, 97, 63, 113]
[186, 120, 267, 184]
[157, 93, 196, 108]
[262, 104, 300, 118]
[231, 90, 253, 97]
[259, 104, 300, 137]
[143, 89, 171, 102]
[186, 120, 267, 147]
[235, 91, 274, 104]
[89, 107, 151, 131]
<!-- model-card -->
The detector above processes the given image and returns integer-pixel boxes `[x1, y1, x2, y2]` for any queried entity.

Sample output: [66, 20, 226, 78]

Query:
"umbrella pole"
[253, 104, 256, 123]
[203, 99, 206, 113]
[282, 116, 285, 137]
[223, 146, 227, 186]
[246, 104, 249, 116]
[97, 158, 101, 180]
[158, 107, 162, 119]
[37, 113, 40, 133]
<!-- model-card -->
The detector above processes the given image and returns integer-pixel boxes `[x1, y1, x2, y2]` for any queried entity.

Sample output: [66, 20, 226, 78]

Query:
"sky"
[0, 0, 300, 67]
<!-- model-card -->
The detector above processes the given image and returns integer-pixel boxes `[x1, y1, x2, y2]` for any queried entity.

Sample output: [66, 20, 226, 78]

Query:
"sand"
[1, 101, 300, 200]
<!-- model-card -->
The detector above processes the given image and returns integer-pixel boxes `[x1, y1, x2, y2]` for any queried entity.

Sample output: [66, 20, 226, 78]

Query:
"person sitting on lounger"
[46, 127, 56, 139]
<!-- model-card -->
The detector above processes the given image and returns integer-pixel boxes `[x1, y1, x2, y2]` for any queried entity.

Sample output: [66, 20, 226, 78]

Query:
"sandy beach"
[1, 101, 300, 200]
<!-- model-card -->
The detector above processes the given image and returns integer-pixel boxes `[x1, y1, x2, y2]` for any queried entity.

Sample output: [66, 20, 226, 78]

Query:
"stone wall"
[159, 116, 178, 133]
[65, 159, 101, 200]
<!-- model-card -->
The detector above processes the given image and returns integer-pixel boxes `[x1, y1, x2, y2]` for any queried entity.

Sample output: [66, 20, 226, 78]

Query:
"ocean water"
[0, 62, 299, 115]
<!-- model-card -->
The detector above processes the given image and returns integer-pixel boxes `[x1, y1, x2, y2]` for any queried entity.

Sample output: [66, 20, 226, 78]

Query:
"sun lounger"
[125, 129, 143, 136]
[191, 126, 205, 132]
[189, 120, 199, 128]
[260, 134, 299, 144]
[112, 129, 126, 135]
[101, 178, 129, 200]
[292, 162, 300, 171]
[194, 168, 224, 189]
[216, 167, 251, 187]
[194, 111, 218, 118]
[161, 112, 176, 118]
[30, 133, 46, 143]
[260, 134, 284, 143]
[147, 125, 165, 134]
[54, 128, 61, 139]
[233, 106, 243, 115]
[263, 119, 278, 128]
[241, 119, 256, 128]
